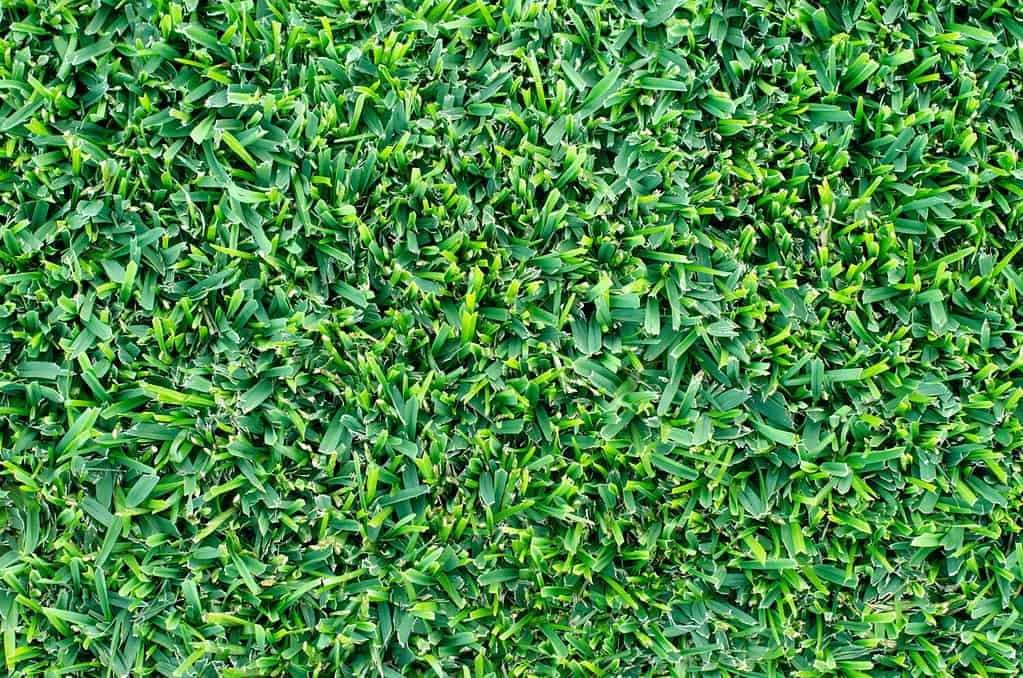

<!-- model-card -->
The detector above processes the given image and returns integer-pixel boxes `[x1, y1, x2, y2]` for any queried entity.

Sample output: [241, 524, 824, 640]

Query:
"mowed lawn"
[2, 0, 1023, 676]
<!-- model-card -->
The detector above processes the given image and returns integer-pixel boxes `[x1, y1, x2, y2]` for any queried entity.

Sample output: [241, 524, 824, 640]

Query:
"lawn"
[1, 0, 1023, 675]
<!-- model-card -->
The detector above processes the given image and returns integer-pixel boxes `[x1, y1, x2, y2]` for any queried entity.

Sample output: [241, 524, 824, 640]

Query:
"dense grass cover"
[2, 0, 1023, 675]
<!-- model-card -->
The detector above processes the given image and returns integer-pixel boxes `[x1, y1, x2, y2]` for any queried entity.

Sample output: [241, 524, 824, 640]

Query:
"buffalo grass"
[2, 0, 1023, 676]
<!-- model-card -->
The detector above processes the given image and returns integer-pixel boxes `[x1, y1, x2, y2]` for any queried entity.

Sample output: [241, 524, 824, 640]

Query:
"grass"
[2, 0, 1023, 675]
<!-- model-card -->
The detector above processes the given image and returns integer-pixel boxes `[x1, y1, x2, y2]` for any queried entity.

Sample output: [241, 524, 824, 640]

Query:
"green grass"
[2, 0, 1023, 675]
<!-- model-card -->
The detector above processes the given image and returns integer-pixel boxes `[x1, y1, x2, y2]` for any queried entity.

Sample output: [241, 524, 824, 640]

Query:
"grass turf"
[2, 0, 1023, 675]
